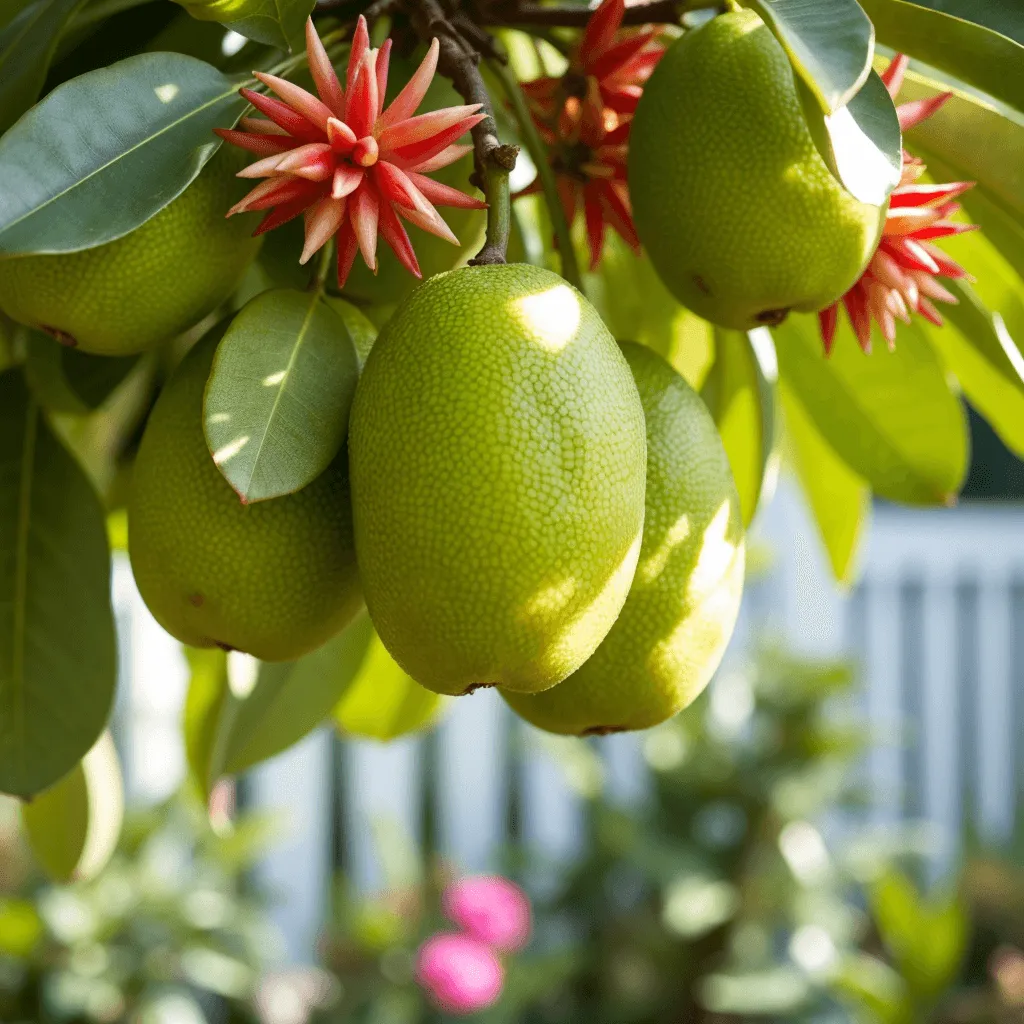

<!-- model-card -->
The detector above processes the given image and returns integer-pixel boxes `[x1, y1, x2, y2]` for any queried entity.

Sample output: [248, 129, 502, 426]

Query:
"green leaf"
[0, 52, 247, 255]
[774, 313, 967, 504]
[896, 0, 1024, 44]
[21, 731, 123, 882]
[325, 295, 378, 367]
[0, 899, 42, 958]
[334, 626, 446, 741]
[183, 646, 229, 800]
[743, 0, 874, 112]
[860, 0, 1024, 117]
[24, 332, 138, 414]
[0, 370, 116, 798]
[798, 69, 903, 206]
[782, 382, 870, 584]
[701, 328, 778, 526]
[833, 953, 914, 1024]
[173, 0, 315, 52]
[0, 0, 87, 134]
[219, 614, 375, 776]
[891, 65, 1024, 279]
[204, 289, 360, 503]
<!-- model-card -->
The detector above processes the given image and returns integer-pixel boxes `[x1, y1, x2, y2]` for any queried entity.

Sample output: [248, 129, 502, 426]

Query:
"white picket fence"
[111, 480, 1024, 965]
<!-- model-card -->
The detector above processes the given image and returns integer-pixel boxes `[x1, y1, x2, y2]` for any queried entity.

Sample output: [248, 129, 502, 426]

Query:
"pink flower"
[443, 875, 532, 952]
[416, 933, 504, 1015]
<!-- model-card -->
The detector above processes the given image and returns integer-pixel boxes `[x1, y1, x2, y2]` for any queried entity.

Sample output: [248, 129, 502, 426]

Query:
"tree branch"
[405, 0, 519, 265]
[481, 0, 686, 28]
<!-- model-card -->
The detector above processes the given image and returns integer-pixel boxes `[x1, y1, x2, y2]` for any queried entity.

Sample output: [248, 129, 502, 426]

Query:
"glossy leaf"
[0, 0, 86, 134]
[174, 0, 315, 52]
[183, 646, 229, 800]
[799, 70, 902, 206]
[744, 0, 874, 112]
[894, 65, 1024, 278]
[701, 328, 778, 527]
[774, 314, 968, 505]
[21, 732, 123, 883]
[334, 627, 446, 741]
[220, 614, 374, 776]
[0, 52, 247, 255]
[24, 332, 138, 414]
[782, 382, 870, 585]
[898, 0, 1024, 44]
[860, 0, 1024, 116]
[205, 289, 360, 503]
[0, 371, 116, 798]
[325, 296, 378, 367]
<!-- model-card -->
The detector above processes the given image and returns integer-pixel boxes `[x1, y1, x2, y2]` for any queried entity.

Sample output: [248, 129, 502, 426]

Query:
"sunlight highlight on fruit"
[513, 283, 582, 351]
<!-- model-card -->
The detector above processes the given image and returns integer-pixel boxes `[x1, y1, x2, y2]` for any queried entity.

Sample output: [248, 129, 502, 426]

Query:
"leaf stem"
[406, 0, 519, 265]
[488, 57, 582, 291]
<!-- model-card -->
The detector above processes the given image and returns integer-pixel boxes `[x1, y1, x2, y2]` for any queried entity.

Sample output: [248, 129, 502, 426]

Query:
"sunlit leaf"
[743, 0, 874, 112]
[334, 625, 446, 741]
[774, 313, 967, 504]
[701, 328, 778, 526]
[782, 383, 870, 584]
[183, 646, 229, 800]
[205, 289, 360, 503]
[0, 0, 86, 134]
[0, 53, 247, 255]
[21, 732, 123, 882]
[173, 0, 314, 52]
[0, 370, 116, 798]
[0, 899, 42, 958]
[219, 614, 374, 776]
[860, 0, 1024, 116]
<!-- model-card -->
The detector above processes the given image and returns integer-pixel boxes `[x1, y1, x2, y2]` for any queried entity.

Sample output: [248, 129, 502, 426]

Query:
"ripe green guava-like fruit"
[628, 9, 886, 331]
[0, 147, 261, 356]
[504, 342, 745, 735]
[349, 263, 647, 697]
[128, 322, 361, 662]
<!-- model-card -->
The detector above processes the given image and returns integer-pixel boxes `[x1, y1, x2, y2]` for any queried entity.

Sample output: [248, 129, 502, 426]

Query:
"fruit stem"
[310, 239, 336, 293]
[406, 0, 520, 265]
[489, 57, 584, 292]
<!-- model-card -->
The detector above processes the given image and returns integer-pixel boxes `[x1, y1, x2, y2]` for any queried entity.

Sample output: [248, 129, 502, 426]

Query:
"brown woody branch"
[481, 0, 685, 26]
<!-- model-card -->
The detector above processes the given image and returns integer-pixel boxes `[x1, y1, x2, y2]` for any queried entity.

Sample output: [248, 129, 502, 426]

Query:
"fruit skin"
[504, 342, 745, 735]
[0, 147, 261, 356]
[128, 321, 361, 662]
[349, 263, 647, 697]
[628, 9, 886, 331]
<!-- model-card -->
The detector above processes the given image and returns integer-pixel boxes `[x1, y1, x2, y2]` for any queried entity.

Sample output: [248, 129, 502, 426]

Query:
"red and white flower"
[216, 17, 487, 287]
[818, 55, 976, 354]
[518, 0, 664, 268]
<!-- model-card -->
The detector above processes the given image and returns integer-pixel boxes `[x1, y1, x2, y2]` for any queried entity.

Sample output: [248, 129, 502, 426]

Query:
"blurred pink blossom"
[443, 875, 532, 951]
[416, 933, 504, 1015]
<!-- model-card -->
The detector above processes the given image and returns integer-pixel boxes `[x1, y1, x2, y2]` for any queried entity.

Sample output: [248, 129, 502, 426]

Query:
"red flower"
[216, 17, 487, 287]
[518, 0, 664, 268]
[818, 55, 976, 354]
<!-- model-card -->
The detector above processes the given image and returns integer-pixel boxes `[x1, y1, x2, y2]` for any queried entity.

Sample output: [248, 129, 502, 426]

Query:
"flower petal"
[349, 182, 380, 270]
[254, 71, 335, 132]
[880, 53, 909, 97]
[380, 38, 440, 129]
[236, 152, 289, 178]
[897, 92, 952, 132]
[818, 304, 839, 355]
[346, 52, 379, 140]
[333, 164, 364, 199]
[228, 175, 322, 216]
[581, 0, 625, 65]
[276, 142, 335, 181]
[584, 185, 605, 270]
[387, 114, 486, 167]
[407, 171, 487, 209]
[327, 117, 357, 153]
[379, 105, 484, 154]
[214, 128, 293, 157]
[239, 116, 289, 136]
[589, 32, 657, 82]
[253, 195, 313, 236]
[376, 38, 392, 118]
[240, 88, 323, 142]
[336, 219, 360, 288]
[301, 195, 348, 263]
[347, 16, 371, 95]
[405, 143, 473, 173]
[379, 200, 422, 278]
[306, 17, 346, 116]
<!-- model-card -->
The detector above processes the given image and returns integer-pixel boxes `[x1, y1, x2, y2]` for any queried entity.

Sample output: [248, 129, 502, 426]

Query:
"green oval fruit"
[628, 10, 886, 331]
[504, 342, 745, 735]
[349, 264, 647, 697]
[128, 322, 361, 661]
[0, 148, 261, 356]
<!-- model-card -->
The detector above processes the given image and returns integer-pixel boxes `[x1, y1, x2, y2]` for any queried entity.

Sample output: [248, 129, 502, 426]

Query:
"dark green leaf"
[334, 626, 446, 741]
[701, 328, 778, 526]
[896, 0, 1024, 44]
[183, 646, 229, 800]
[219, 613, 374, 776]
[799, 70, 902, 206]
[24, 332, 138, 414]
[0, 371, 116, 798]
[0, 0, 86, 134]
[0, 52, 247, 255]
[325, 295, 378, 367]
[774, 313, 968, 504]
[173, 0, 315, 52]
[204, 289, 360, 503]
[21, 732, 122, 882]
[743, 0, 874, 112]
[860, 0, 1024, 116]
[782, 382, 870, 584]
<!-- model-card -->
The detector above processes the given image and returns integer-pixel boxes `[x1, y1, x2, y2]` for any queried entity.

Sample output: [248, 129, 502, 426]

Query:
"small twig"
[406, 0, 519, 266]
[482, 0, 686, 27]
[488, 57, 582, 291]
[308, 239, 336, 293]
